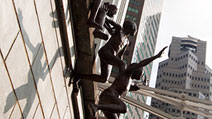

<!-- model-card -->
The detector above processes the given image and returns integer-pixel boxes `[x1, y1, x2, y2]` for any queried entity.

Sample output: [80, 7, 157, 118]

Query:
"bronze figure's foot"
[72, 75, 81, 94]
[72, 81, 80, 94]
[68, 69, 79, 86]
[93, 30, 108, 40]
[68, 68, 75, 86]
[70, 70, 81, 94]
[88, 103, 97, 119]
[87, 19, 103, 30]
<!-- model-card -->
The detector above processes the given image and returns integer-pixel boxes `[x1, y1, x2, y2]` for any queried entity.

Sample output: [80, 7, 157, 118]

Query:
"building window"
[172, 109, 175, 112]
[126, 14, 137, 21]
[127, 104, 133, 115]
[128, 7, 139, 14]
[130, 0, 141, 6]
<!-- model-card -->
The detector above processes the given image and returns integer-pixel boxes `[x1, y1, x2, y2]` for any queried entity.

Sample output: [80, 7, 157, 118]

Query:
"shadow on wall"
[3, 9, 64, 118]
[50, 0, 71, 28]
[50, 10, 59, 28]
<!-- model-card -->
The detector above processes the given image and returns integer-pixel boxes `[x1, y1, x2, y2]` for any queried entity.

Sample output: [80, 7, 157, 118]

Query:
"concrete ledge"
[70, 0, 99, 118]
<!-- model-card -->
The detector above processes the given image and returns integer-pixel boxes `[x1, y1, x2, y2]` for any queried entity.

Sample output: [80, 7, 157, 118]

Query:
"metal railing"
[98, 83, 212, 119]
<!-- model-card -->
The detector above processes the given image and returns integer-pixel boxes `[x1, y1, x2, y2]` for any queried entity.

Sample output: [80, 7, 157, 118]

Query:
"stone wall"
[0, 0, 77, 118]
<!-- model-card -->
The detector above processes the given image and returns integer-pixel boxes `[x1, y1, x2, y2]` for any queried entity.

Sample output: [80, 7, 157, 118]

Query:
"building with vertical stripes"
[109, 0, 164, 118]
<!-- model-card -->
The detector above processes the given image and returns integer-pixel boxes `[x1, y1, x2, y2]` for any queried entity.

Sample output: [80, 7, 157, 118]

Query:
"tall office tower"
[109, 0, 164, 119]
[111, 0, 164, 80]
[150, 36, 212, 119]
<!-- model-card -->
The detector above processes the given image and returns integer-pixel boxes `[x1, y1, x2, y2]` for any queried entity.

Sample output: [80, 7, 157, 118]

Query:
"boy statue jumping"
[88, 46, 167, 119]
[73, 20, 137, 85]
[92, 2, 118, 40]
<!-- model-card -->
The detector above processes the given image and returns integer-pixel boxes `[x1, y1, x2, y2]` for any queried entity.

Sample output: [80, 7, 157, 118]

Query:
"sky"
[149, 0, 212, 87]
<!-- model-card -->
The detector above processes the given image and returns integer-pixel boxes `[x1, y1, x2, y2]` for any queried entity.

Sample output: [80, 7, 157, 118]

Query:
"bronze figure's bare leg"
[93, 29, 108, 40]
[72, 51, 125, 93]
[78, 59, 109, 83]
[99, 49, 126, 73]
[87, 0, 103, 30]
[101, 111, 119, 119]
[88, 90, 126, 119]
[71, 59, 108, 93]
[75, 49, 125, 82]
[98, 96, 126, 113]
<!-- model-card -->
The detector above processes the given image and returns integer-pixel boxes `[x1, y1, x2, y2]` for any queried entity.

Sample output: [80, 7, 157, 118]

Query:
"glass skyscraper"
[110, 0, 164, 118]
